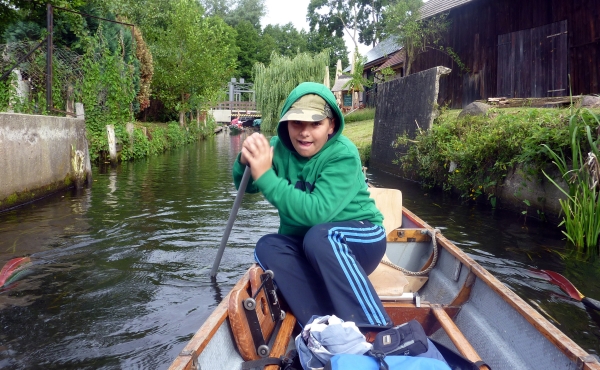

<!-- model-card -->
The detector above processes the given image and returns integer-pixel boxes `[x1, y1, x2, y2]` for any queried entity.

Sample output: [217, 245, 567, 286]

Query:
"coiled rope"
[381, 228, 441, 276]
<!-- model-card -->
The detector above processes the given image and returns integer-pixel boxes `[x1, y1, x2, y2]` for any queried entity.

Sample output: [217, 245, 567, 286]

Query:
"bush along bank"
[394, 106, 600, 256]
[74, 27, 217, 163]
[102, 119, 218, 163]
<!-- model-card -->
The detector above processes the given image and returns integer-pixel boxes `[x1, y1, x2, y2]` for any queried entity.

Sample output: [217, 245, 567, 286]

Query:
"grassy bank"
[344, 108, 375, 164]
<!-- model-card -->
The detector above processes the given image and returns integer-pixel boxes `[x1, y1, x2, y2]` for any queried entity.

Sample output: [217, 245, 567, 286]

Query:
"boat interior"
[169, 188, 600, 370]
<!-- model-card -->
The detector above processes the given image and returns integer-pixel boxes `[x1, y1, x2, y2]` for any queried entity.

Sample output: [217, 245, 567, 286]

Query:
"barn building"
[412, 0, 600, 108]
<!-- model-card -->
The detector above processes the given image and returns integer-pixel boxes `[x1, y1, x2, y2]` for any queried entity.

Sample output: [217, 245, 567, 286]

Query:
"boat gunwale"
[403, 207, 600, 370]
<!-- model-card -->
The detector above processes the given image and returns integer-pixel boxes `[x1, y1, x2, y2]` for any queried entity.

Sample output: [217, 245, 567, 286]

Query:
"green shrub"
[166, 122, 186, 148]
[395, 107, 589, 202]
[148, 127, 168, 155]
[358, 143, 372, 165]
[119, 128, 151, 161]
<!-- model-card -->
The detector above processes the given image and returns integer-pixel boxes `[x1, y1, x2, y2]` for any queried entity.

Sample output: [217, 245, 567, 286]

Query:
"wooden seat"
[367, 188, 411, 297]
[368, 188, 403, 233]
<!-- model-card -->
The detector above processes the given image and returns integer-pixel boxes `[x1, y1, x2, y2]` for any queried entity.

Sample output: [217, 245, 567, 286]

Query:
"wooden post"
[106, 124, 117, 165]
[126, 122, 134, 146]
[66, 85, 75, 117]
[75, 102, 84, 119]
[46, 3, 53, 113]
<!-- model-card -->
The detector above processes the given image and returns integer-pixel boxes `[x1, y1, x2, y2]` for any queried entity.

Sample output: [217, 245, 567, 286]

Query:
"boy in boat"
[233, 82, 392, 331]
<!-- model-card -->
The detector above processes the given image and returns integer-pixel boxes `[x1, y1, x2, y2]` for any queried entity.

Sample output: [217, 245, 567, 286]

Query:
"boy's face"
[287, 118, 335, 158]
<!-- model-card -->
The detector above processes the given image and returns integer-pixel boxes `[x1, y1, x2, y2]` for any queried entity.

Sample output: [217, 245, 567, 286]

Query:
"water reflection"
[0, 132, 278, 369]
[210, 276, 223, 304]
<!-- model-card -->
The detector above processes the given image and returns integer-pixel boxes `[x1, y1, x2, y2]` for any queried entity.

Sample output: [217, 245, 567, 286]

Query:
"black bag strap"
[473, 360, 488, 369]
[241, 350, 299, 370]
[241, 357, 281, 370]
[366, 349, 389, 370]
[428, 338, 491, 370]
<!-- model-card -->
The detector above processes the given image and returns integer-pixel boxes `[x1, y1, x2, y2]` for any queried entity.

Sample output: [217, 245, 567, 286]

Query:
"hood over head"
[277, 82, 345, 155]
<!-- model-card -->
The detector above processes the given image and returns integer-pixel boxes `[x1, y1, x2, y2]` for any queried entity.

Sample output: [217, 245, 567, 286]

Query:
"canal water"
[0, 131, 598, 369]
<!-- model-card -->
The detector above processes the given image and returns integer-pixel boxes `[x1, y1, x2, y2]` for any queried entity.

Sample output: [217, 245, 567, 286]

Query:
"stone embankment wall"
[0, 108, 92, 211]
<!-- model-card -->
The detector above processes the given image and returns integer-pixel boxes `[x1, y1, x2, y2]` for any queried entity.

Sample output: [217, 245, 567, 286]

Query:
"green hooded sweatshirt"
[233, 82, 383, 236]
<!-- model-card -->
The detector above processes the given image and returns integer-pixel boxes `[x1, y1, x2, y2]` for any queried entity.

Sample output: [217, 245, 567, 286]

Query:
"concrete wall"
[0, 112, 92, 211]
[372, 66, 451, 174]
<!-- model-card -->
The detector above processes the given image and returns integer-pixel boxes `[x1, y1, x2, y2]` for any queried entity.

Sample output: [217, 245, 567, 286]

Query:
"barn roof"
[420, 0, 475, 19]
[364, 36, 401, 67]
[331, 75, 352, 92]
[376, 49, 405, 71]
[343, 36, 401, 73]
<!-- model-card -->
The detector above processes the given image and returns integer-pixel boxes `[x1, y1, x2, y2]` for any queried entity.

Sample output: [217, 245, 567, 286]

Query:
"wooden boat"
[228, 124, 244, 135]
[169, 188, 600, 370]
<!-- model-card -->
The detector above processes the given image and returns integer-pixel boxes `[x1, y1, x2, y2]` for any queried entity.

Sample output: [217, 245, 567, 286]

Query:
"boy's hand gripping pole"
[211, 166, 251, 278]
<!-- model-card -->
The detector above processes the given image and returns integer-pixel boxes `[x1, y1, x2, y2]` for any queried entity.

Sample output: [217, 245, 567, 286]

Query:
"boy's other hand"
[241, 133, 274, 180]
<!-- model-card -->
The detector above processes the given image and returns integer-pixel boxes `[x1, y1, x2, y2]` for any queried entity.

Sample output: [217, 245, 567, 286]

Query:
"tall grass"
[344, 118, 374, 165]
[543, 107, 600, 257]
[344, 108, 376, 123]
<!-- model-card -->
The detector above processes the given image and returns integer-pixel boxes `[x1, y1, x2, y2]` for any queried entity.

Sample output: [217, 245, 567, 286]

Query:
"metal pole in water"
[210, 166, 251, 278]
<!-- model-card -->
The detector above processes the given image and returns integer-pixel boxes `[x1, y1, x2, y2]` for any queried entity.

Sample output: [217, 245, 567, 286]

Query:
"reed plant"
[543, 107, 600, 257]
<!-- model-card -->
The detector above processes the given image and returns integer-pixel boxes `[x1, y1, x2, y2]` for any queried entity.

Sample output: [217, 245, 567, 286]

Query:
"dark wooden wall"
[411, 0, 600, 108]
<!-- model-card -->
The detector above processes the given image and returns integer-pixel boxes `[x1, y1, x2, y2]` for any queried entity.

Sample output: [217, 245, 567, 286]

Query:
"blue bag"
[324, 353, 452, 370]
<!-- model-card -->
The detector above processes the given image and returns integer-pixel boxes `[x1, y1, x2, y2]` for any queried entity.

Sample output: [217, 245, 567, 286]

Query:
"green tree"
[225, 0, 266, 29]
[1, 0, 103, 53]
[201, 0, 265, 29]
[151, 0, 237, 126]
[0, 0, 86, 41]
[200, 0, 232, 18]
[307, 0, 393, 49]
[256, 32, 277, 64]
[253, 51, 330, 132]
[343, 49, 371, 107]
[383, 0, 449, 75]
[262, 23, 308, 58]
[305, 29, 349, 84]
[104, 0, 174, 43]
[358, 0, 393, 46]
[234, 20, 262, 80]
[3, 21, 43, 43]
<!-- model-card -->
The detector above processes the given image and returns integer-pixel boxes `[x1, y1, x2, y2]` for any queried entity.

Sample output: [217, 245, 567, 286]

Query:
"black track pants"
[254, 220, 392, 329]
